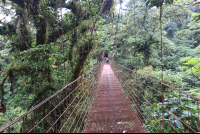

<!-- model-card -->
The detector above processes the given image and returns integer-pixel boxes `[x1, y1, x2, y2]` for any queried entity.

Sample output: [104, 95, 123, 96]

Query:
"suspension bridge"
[0, 61, 199, 133]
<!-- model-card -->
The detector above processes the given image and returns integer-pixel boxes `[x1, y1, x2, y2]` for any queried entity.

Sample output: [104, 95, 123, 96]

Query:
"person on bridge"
[104, 58, 107, 64]
[106, 57, 109, 64]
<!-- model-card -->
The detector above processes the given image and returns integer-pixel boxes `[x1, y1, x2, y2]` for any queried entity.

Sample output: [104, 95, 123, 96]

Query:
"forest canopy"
[0, 0, 200, 132]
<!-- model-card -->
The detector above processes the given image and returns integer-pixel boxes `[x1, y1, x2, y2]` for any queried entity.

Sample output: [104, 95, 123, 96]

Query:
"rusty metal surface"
[84, 65, 145, 133]
[110, 61, 200, 133]
[1, 60, 199, 133]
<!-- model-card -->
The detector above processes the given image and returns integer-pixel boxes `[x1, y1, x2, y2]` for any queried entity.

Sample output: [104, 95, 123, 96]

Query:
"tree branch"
[191, 67, 200, 81]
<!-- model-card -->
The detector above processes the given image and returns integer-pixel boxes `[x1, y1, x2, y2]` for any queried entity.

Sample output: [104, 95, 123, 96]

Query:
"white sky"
[116, 0, 130, 13]
[0, 4, 13, 25]
[0, 0, 129, 25]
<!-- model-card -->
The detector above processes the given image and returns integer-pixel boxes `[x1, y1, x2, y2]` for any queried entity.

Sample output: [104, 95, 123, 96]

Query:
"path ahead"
[84, 65, 145, 133]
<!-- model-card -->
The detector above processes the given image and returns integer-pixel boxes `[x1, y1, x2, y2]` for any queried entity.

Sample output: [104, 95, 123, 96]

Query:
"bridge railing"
[110, 61, 200, 133]
[0, 62, 103, 133]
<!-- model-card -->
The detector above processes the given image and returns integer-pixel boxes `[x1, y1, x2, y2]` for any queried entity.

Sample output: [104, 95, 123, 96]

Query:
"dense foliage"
[95, 0, 200, 132]
[0, 0, 199, 133]
[97, 0, 200, 92]
[0, 0, 109, 129]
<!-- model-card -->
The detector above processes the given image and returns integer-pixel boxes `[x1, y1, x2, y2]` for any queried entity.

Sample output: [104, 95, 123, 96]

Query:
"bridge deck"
[84, 65, 145, 133]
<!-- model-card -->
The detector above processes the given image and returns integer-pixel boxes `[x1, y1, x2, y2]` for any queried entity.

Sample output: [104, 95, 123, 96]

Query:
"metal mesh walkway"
[84, 65, 145, 133]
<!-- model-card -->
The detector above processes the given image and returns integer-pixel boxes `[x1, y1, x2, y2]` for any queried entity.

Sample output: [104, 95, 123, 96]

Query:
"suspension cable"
[120, 1, 123, 59]
[134, 0, 137, 72]
[113, 1, 121, 54]
[159, 0, 164, 82]
[60, 0, 66, 84]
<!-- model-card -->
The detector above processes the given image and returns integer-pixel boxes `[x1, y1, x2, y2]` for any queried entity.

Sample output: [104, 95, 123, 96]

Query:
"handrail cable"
[0, 62, 103, 133]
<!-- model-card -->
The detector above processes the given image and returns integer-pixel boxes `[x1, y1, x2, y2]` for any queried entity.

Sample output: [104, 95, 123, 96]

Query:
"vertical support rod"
[159, 0, 163, 82]
[8, 127, 10, 133]
[42, 105, 45, 133]
[187, 96, 189, 132]
[162, 83, 164, 133]
[48, 101, 51, 133]
[134, 0, 138, 84]
[34, 111, 36, 133]
[198, 101, 199, 132]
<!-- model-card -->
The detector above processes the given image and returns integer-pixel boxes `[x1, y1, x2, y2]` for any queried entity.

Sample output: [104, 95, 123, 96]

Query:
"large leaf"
[195, 14, 200, 22]
[174, 119, 184, 129]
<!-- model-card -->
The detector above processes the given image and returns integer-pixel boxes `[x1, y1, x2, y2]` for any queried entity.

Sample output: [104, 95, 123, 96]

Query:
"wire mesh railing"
[110, 61, 200, 133]
[0, 62, 103, 133]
